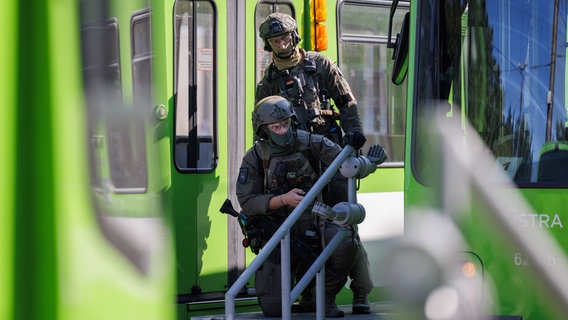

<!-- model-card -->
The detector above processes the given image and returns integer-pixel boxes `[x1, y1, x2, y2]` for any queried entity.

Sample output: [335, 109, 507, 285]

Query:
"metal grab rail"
[225, 145, 356, 320]
[288, 228, 353, 319]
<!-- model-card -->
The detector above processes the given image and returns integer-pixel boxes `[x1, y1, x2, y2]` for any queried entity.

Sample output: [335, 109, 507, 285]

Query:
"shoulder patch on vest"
[238, 168, 248, 184]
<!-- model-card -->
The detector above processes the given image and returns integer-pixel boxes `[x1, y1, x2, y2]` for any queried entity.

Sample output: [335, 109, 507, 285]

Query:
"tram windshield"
[413, 0, 568, 186]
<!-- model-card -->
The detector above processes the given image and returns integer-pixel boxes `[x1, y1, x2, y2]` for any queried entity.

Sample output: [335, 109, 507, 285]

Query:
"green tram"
[5, 0, 407, 319]
[389, 0, 568, 319]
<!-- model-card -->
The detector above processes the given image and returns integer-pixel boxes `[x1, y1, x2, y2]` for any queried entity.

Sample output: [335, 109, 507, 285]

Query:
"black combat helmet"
[258, 13, 301, 52]
[252, 96, 296, 139]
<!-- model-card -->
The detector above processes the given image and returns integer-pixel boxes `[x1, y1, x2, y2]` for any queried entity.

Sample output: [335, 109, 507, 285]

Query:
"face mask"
[268, 127, 295, 148]
[273, 45, 294, 58]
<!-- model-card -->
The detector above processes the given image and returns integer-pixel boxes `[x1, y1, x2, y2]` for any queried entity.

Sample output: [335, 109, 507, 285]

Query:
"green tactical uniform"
[237, 96, 358, 317]
[256, 48, 363, 142]
[256, 13, 373, 314]
[237, 130, 340, 214]
[237, 130, 359, 318]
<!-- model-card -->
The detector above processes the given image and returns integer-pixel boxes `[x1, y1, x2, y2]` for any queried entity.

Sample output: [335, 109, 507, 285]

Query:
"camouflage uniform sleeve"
[236, 145, 274, 216]
[317, 54, 364, 136]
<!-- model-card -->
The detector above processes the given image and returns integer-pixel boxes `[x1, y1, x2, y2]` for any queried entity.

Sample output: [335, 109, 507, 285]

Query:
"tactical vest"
[252, 132, 322, 216]
[266, 52, 341, 141]
[265, 151, 319, 196]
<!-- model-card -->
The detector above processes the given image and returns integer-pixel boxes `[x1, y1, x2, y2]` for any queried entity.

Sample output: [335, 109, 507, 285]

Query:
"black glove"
[342, 131, 366, 150]
[367, 144, 387, 165]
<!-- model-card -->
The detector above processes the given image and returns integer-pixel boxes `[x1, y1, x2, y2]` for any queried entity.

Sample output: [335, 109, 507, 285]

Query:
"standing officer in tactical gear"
[236, 96, 360, 318]
[256, 12, 375, 314]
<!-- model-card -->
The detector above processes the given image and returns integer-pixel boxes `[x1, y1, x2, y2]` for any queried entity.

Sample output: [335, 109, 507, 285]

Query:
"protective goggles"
[266, 118, 291, 133]
[267, 33, 292, 47]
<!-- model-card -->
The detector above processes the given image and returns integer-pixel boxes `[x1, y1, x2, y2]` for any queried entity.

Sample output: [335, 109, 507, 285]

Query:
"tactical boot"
[325, 303, 344, 318]
[291, 299, 315, 313]
[325, 294, 345, 318]
[352, 293, 371, 314]
[291, 287, 316, 313]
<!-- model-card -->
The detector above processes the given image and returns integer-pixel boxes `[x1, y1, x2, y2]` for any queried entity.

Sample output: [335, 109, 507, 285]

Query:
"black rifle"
[219, 198, 332, 276]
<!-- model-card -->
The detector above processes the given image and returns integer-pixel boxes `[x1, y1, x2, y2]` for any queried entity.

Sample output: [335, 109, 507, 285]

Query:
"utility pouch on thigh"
[254, 260, 283, 317]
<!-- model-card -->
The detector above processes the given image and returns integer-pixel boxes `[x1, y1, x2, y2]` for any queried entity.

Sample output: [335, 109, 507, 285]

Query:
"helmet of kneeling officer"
[252, 96, 298, 148]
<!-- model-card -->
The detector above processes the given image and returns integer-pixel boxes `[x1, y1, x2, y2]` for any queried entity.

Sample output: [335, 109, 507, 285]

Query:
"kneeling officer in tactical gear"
[236, 96, 359, 318]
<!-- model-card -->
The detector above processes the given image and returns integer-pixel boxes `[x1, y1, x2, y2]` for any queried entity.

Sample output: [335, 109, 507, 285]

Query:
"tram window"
[131, 9, 152, 108]
[81, 18, 123, 192]
[174, 1, 217, 173]
[411, 0, 568, 186]
[538, 147, 568, 183]
[337, 1, 408, 164]
[81, 14, 149, 193]
[81, 18, 121, 88]
[254, 1, 295, 84]
[106, 113, 148, 192]
[80, 4, 169, 275]
[105, 9, 151, 192]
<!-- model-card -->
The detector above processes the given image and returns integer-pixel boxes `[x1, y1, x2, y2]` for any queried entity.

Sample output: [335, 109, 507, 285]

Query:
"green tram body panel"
[402, 0, 568, 319]
[7, 0, 175, 319]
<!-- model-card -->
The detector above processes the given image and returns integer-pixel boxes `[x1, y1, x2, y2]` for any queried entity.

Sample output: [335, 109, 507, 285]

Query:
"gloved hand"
[342, 131, 366, 150]
[367, 144, 387, 165]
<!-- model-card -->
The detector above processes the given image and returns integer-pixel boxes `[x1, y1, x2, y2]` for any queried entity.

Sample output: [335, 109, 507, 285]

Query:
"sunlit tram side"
[6, 0, 175, 320]
[389, 0, 568, 318]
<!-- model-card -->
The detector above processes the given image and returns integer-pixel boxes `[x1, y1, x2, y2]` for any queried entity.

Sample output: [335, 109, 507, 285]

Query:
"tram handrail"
[225, 145, 356, 320]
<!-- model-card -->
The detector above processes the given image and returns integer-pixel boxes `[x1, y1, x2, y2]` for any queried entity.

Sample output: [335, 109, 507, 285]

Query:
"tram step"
[190, 301, 397, 319]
